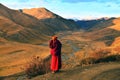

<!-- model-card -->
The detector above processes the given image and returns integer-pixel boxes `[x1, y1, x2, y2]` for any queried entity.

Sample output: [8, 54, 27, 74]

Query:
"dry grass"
[109, 18, 120, 31]
[75, 48, 116, 66]
[96, 54, 120, 63]
[23, 8, 57, 19]
[77, 54, 120, 66]
[79, 57, 97, 66]
[91, 49, 111, 59]
[75, 47, 108, 60]
[23, 56, 50, 79]
[110, 37, 120, 54]
[0, 42, 49, 76]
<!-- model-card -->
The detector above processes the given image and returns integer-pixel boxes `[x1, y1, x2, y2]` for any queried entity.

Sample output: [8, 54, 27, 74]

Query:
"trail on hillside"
[32, 62, 120, 80]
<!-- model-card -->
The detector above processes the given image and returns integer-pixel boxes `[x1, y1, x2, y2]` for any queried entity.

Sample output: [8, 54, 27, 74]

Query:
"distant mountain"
[0, 4, 53, 43]
[0, 4, 78, 43]
[79, 17, 120, 46]
[23, 8, 79, 31]
[23, 8, 60, 19]
[76, 17, 115, 30]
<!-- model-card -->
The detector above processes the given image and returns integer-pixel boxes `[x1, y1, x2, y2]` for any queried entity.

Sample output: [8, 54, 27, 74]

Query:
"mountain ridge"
[23, 7, 60, 19]
[0, 3, 78, 43]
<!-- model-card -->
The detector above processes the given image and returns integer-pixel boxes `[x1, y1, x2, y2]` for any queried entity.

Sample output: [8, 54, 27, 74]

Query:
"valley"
[0, 3, 120, 80]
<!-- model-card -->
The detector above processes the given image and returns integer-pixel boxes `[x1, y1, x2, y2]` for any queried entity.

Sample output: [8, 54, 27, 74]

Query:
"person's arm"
[49, 40, 56, 49]
[49, 40, 53, 48]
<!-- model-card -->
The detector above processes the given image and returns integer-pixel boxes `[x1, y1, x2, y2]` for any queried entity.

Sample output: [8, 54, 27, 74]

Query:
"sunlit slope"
[110, 37, 120, 54]
[23, 8, 59, 19]
[23, 8, 79, 31]
[109, 17, 120, 31]
[0, 41, 49, 76]
[82, 18, 120, 46]
[0, 4, 53, 43]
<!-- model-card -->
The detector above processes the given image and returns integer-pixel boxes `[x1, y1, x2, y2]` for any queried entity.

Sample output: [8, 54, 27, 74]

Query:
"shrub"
[92, 49, 111, 59]
[78, 54, 120, 66]
[96, 54, 120, 63]
[80, 57, 96, 66]
[23, 56, 50, 78]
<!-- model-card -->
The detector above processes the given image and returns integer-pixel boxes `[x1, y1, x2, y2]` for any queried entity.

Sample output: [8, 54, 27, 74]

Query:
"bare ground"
[23, 62, 120, 80]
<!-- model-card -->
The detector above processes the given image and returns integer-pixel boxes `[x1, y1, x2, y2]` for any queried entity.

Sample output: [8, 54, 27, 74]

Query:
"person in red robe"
[49, 36, 62, 73]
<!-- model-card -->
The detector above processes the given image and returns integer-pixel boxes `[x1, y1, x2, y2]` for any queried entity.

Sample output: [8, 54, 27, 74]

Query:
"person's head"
[52, 35, 57, 40]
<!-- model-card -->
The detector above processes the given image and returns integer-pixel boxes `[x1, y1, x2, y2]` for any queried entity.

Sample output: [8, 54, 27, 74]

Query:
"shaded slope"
[76, 18, 115, 30]
[0, 4, 54, 43]
[23, 8, 79, 31]
[40, 18, 79, 31]
[91, 18, 120, 46]
[0, 15, 49, 43]
[28, 62, 120, 80]
[0, 4, 79, 43]
[84, 28, 120, 46]
[80, 18, 120, 46]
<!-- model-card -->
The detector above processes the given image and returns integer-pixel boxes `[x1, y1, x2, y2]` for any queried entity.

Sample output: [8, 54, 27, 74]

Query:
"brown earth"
[31, 62, 120, 80]
[2, 62, 120, 80]
[0, 41, 49, 76]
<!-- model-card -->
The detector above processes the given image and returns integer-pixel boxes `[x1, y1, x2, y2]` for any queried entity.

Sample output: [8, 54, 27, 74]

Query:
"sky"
[0, 0, 120, 20]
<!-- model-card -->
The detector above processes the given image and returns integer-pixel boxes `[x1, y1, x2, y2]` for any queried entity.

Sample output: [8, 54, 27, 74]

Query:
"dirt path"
[31, 62, 120, 80]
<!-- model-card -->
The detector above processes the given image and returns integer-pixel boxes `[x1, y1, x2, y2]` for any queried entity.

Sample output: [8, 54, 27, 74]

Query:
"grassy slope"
[0, 40, 49, 76]
[0, 4, 79, 44]
[2, 62, 120, 80]
[0, 30, 120, 79]
[82, 18, 120, 46]
[23, 8, 79, 31]
[0, 4, 120, 79]
[31, 62, 120, 80]
[0, 4, 52, 43]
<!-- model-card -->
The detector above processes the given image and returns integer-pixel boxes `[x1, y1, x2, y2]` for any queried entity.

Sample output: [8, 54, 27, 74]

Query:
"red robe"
[49, 39, 62, 71]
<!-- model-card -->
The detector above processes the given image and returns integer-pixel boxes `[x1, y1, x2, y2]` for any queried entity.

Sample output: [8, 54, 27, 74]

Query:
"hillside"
[0, 4, 52, 43]
[110, 37, 120, 54]
[31, 62, 120, 80]
[0, 3, 78, 43]
[2, 62, 120, 80]
[109, 17, 120, 31]
[0, 41, 50, 76]
[0, 3, 120, 80]
[23, 8, 60, 19]
[23, 8, 79, 31]
[0, 3, 79, 77]
[76, 18, 120, 46]
[76, 17, 115, 30]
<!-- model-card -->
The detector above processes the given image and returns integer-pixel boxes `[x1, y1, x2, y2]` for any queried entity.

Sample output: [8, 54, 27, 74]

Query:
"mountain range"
[0, 3, 78, 44]
[0, 3, 120, 46]
[76, 17, 120, 46]
[0, 3, 120, 77]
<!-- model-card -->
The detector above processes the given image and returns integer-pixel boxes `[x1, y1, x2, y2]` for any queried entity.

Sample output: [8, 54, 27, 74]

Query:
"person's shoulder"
[56, 39, 60, 41]
[57, 40, 61, 43]
[49, 40, 53, 42]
